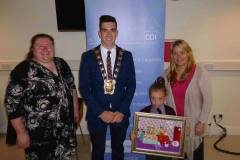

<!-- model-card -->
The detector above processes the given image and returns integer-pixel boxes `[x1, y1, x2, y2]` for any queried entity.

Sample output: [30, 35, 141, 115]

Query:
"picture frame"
[131, 112, 188, 159]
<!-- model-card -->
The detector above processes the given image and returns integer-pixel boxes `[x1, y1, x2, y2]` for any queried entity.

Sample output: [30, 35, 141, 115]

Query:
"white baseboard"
[76, 126, 89, 135]
[224, 126, 240, 135]
[0, 126, 7, 133]
[206, 125, 240, 136]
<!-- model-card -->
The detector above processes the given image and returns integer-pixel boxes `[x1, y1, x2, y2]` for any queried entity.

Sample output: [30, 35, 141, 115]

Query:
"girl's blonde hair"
[167, 39, 195, 85]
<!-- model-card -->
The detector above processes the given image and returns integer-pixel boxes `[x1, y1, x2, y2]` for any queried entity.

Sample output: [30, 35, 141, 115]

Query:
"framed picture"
[131, 112, 187, 159]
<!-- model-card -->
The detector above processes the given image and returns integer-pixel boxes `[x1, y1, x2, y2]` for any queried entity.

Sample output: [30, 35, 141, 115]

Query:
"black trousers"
[193, 141, 204, 160]
[90, 125, 128, 160]
[184, 140, 204, 160]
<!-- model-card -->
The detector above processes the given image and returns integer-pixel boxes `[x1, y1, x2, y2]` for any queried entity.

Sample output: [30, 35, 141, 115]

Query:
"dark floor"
[1, 134, 239, 160]
[0, 134, 91, 160]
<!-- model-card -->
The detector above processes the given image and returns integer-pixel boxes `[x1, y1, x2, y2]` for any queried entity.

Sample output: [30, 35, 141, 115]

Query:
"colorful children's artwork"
[132, 112, 187, 159]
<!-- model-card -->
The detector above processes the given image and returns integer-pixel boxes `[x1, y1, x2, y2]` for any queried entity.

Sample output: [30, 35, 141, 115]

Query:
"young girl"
[130, 76, 190, 160]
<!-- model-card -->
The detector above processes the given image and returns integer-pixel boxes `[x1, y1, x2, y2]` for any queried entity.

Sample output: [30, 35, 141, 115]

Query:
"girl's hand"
[185, 127, 190, 136]
[130, 131, 136, 141]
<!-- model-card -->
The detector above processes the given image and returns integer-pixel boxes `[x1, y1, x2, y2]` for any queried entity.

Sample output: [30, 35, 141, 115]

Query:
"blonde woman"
[164, 40, 212, 160]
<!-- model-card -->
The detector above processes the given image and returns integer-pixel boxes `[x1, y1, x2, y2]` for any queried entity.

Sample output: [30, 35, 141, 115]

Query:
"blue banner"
[84, 0, 166, 159]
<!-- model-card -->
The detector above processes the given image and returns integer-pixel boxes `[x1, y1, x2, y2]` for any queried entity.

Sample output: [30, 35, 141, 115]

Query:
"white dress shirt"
[100, 45, 117, 110]
[100, 45, 116, 78]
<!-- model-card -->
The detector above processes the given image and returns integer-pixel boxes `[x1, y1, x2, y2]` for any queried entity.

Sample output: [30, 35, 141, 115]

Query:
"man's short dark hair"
[99, 15, 117, 30]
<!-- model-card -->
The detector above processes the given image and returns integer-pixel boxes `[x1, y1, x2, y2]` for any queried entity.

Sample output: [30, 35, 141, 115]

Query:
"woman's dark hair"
[148, 76, 167, 96]
[25, 33, 54, 60]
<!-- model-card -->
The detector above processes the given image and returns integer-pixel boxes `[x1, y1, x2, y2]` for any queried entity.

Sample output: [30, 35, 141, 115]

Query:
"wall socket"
[0, 63, 12, 70]
[204, 63, 214, 70]
[212, 114, 223, 126]
[208, 114, 223, 136]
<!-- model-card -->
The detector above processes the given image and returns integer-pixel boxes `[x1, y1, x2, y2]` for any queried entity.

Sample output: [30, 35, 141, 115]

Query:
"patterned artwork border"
[131, 112, 187, 159]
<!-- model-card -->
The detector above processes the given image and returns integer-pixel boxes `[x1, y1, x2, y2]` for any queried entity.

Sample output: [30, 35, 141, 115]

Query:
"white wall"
[0, 0, 87, 134]
[0, 0, 240, 135]
[165, 0, 240, 135]
[166, 0, 240, 60]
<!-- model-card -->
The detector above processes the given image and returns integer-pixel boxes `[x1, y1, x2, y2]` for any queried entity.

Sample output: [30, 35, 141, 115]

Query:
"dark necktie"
[157, 108, 162, 114]
[107, 51, 112, 79]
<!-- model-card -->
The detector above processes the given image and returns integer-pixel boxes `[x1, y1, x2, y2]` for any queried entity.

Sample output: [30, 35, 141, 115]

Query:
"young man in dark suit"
[79, 15, 136, 160]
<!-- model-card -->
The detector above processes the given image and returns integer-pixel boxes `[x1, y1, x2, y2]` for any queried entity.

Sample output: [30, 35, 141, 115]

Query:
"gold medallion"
[104, 79, 116, 95]
[93, 48, 124, 95]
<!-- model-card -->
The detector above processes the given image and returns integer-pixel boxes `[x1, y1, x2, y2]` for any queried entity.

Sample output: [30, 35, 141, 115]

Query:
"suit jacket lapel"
[95, 45, 105, 67]
[113, 46, 121, 73]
